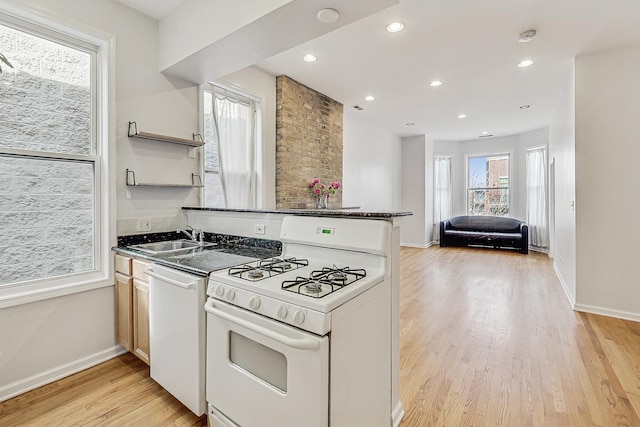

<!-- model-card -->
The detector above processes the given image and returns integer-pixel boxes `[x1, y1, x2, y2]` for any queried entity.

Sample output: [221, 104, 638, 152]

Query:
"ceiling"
[116, 0, 640, 141]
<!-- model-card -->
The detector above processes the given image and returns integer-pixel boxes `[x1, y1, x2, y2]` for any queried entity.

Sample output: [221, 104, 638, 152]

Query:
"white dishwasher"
[145, 264, 207, 416]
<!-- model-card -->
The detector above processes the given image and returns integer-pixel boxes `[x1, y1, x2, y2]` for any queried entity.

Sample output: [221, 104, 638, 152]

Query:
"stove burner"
[327, 272, 347, 282]
[304, 281, 323, 294]
[311, 266, 366, 283]
[247, 270, 264, 279]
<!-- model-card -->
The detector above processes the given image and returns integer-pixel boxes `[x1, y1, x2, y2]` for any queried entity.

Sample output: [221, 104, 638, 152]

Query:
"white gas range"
[204, 215, 394, 427]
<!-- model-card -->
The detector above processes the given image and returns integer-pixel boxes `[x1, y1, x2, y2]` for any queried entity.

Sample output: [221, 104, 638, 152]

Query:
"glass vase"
[315, 195, 329, 209]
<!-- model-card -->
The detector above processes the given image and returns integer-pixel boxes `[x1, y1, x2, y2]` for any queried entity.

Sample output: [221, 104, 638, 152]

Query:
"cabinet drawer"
[115, 254, 132, 275]
[132, 259, 151, 281]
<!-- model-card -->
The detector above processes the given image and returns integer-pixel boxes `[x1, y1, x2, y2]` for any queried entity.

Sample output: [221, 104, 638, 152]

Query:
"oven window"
[229, 331, 288, 392]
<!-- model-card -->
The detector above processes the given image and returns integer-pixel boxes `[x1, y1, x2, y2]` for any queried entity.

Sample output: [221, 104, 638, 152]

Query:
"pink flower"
[308, 178, 342, 197]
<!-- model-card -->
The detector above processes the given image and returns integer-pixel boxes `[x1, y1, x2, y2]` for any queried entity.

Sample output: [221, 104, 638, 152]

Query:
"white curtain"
[211, 85, 256, 209]
[434, 156, 452, 240]
[526, 147, 549, 249]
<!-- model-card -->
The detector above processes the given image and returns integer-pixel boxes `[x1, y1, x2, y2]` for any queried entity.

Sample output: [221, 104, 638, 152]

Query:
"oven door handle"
[204, 300, 321, 351]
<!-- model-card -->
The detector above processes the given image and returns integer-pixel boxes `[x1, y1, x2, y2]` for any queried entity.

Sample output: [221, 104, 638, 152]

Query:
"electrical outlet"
[254, 224, 265, 235]
[137, 217, 151, 232]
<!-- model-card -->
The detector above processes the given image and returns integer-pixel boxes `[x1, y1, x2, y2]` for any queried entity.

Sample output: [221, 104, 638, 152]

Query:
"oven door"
[205, 298, 329, 427]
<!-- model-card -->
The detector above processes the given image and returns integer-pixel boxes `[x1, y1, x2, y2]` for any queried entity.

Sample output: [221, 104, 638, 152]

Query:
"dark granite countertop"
[113, 232, 281, 276]
[182, 206, 413, 218]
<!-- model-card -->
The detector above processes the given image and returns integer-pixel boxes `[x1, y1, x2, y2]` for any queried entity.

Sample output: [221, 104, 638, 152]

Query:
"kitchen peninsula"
[181, 206, 410, 426]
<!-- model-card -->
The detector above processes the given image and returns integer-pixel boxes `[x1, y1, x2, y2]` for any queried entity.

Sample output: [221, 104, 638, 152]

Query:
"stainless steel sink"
[129, 240, 216, 254]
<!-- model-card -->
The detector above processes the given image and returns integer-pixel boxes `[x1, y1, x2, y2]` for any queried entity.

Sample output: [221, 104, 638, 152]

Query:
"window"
[202, 84, 257, 209]
[467, 154, 510, 216]
[0, 11, 109, 302]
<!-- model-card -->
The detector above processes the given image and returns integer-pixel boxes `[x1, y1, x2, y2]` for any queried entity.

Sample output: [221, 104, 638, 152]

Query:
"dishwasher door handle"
[145, 268, 196, 289]
[205, 299, 321, 351]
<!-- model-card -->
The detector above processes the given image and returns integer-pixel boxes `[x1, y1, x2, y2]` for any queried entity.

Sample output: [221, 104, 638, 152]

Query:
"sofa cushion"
[445, 230, 522, 240]
[447, 215, 523, 233]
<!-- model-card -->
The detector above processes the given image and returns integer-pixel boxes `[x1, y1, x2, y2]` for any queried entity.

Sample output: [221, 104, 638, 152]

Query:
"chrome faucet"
[177, 225, 204, 244]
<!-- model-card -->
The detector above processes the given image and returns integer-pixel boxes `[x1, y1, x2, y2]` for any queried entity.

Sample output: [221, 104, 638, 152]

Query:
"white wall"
[159, 0, 292, 71]
[112, 3, 200, 236]
[549, 59, 576, 305]
[574, 44, 640, 321]
[342, 108, 402, 211]
[215, 66, 277, 209]
[400, 135, 432, 247]
[0, 0, 196, 401]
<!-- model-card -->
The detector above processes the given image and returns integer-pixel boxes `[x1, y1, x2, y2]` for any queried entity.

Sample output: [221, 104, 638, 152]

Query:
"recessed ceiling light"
[317, 8, 339, 24]
[520, 105, 530, 109]
[386, 22, 404, 33]
[406, 122, 415, 126]
[365, 95, 375, 101]
[481, 131, 489, 135]
[518, 29, 537, 43]
[430, 80, 443, 87]
[458, 114, 467, 119]
[479, 133, 494, 138]
[518, 59, 534, 68]
[302, 54, 317, 62]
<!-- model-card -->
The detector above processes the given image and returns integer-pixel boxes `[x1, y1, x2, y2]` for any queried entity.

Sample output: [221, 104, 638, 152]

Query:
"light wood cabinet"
[132, 279, 150, 365]
[114, 254, 151, 365]
[115, 272, 133, 351]
[115, 255, 133, 351]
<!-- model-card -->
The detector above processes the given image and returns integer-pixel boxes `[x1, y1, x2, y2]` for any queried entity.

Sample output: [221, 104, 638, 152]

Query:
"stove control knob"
[277, 305, 288, 319]
[226, 288, 236, 301]
[249, 296, 261, 310]
[293, 310, 305, 325]
[214, 286, 225, 298]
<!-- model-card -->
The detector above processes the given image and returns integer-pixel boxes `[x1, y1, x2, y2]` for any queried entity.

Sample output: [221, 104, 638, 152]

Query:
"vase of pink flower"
[309, 178, 341, 209]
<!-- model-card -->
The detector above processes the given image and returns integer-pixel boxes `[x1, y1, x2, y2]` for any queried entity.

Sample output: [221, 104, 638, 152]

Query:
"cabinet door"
[133, 278, 150, 365]
[115, 272, 133, 351]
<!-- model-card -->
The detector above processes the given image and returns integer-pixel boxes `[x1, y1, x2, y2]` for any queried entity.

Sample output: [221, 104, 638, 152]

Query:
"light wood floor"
[399, 246, 640, 427]
[1, 246, 639, 426]
[0, 353, 206, 426]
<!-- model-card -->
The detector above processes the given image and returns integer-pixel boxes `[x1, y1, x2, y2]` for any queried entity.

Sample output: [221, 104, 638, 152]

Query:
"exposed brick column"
[275, 75, 343, 209]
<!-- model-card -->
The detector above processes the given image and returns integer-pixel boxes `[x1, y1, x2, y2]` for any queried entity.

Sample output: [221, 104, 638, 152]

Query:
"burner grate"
[228, 257, 309, 281]
[281, 266, 366, 298]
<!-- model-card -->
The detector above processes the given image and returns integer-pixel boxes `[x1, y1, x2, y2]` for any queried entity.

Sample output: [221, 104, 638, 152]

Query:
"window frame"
[465, 152, 512, 217]
[0, 4, 114, 308]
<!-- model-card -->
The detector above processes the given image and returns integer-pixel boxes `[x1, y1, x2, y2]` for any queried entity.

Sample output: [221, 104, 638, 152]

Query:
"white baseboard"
[391, 401, 405, 427]
[400, 242, 434, 249]
[0, 345, 127, 402]
[552, 263, 640, 322]
[573, 304, 640, 323]
[553, 262, 576, 307]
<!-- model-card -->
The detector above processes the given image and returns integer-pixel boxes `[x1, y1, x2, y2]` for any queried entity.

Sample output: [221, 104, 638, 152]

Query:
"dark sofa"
[439, 215, 529, 254]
